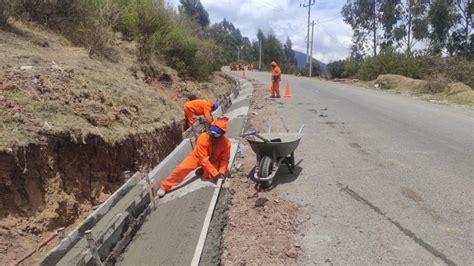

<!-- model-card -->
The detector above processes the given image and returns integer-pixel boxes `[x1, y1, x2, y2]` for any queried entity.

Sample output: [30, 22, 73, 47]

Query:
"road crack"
[336, 182, 456, 266]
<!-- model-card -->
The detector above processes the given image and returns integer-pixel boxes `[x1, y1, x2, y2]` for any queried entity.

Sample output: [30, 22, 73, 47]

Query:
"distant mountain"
[293, 50, 327, 73]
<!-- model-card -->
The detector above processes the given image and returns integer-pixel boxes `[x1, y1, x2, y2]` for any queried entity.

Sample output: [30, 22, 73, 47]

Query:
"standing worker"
[183, 99, 219, 128]
[270, 61, 282, 98]
[229, 63, 233, 72]
[158, 117, 231, 197]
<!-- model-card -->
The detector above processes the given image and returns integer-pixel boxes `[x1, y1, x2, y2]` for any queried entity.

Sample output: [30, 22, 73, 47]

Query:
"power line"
[317, 25, 350, 50]
[315, 16, 343, 25]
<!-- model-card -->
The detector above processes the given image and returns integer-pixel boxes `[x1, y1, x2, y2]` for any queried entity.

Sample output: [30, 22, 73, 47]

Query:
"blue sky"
[167, 0, 353, 63]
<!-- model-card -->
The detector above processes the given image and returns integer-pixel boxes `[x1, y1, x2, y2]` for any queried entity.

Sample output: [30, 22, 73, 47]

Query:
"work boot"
[157, 188, 166, 198]
[195, 167, 204, 177]
[275, 95, 281, 98]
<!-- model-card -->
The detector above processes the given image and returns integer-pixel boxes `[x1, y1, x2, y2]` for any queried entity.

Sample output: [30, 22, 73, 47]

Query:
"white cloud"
[166, 0, 354, 63]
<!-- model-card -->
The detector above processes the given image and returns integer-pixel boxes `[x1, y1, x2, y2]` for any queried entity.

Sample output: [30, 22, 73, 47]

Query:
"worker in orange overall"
[183, 99, 219, 127]
[270, 61, 282, 98]
[158, 117, 231, 197]
[229, 63, 233, 71]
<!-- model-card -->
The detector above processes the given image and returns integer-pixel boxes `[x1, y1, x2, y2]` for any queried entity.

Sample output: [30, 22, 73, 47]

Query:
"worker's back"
[184, 99, 213, 115]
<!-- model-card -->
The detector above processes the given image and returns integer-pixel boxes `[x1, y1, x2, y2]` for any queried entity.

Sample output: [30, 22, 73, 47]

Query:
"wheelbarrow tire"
[259, 156, 273, 188]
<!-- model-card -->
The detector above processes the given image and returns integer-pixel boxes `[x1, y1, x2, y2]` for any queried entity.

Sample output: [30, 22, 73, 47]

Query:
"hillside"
[0, 21, 233, 264]
[293, 49, 328, 73]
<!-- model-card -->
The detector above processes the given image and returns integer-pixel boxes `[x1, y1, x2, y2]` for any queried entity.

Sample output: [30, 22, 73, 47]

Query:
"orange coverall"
[183, 99, 214, 125]
[271, 62, 282, 97]
[160, 130, 231, 191]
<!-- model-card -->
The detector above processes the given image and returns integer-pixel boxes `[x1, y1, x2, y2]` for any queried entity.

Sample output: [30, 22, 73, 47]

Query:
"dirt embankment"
[372, 74, 474, 106]
[0, 22, 233, 264]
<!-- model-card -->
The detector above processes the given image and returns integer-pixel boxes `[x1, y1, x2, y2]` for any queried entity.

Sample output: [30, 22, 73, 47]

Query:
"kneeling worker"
[183, 99, 219, 128]
[158, 117, 231, 197]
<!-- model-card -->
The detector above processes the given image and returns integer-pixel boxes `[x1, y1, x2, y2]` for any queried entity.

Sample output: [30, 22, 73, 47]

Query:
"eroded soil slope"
[0, 22, 232, 264]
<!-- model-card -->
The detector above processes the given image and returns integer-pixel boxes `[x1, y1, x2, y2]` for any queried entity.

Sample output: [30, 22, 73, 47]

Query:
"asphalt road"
[244, 71, 473, 265]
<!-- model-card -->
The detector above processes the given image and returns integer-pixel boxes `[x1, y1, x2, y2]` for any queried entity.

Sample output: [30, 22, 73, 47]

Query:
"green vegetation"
[329, 0, 473, 90]
[1, 0, 300, 77]
[208, 20, 299, 73]
[0, 0, 226, 80]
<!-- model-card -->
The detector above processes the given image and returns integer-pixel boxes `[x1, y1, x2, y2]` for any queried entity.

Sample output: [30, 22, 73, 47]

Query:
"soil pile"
[372, 74, 474, 106]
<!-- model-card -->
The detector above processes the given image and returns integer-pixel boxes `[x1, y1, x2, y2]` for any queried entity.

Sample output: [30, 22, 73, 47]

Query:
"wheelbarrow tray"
[246, 133, 302, 158]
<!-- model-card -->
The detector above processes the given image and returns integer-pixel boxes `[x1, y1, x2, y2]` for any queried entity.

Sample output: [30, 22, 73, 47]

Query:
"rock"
[285, 247, 298, 258]
[0, 243, 8, 253]
[255, 197, 268, 208]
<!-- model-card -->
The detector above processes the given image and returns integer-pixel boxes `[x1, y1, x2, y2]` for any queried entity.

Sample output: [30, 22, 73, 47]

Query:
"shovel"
[241, 129, 282, 142]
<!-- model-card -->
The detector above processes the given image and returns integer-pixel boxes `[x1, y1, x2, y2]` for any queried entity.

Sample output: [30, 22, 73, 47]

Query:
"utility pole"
[309, 20, 315, 77]
[300, 0, 315, 65]
[258, 39, 262, 71]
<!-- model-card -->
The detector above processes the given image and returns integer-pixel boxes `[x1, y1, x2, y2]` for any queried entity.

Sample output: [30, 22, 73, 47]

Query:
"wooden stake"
[85, 230, 103, 266]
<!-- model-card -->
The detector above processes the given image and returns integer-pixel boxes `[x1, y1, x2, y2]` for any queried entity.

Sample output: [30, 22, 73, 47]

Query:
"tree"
[428, 0, 459, 55]
[397, 0, 430, 54]
[208, 19, 243, 62]
[328, 60, 345, 78]
[380, 0, 402, 50]
[342, 0, 384, 56]
[179, 0, 209, 27]
[453, 0, 473, 58]
[283, 37, 297, 68]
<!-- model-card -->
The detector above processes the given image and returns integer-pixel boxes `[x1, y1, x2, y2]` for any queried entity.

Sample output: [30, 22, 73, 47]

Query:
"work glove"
[272, 76, 277, 81]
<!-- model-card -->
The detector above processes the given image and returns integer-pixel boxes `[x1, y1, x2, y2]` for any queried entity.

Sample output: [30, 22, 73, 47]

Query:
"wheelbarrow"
[242, 125, 304, 188]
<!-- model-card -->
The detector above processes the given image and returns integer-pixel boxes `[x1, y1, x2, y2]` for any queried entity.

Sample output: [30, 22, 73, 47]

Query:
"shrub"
[433, 58, 474, 89]
[328, 60, 345, 78]
[416, 74, 449, 94]
[357, 49, 435, 81]
[13, 0, 119, 56]
[0, 0, 19, 28]
[328, 58, 359, 79]
[191, 39, 224, 80]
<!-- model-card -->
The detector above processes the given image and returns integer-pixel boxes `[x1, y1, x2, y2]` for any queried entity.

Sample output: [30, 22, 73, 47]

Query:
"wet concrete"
[117, 187, 214, 265]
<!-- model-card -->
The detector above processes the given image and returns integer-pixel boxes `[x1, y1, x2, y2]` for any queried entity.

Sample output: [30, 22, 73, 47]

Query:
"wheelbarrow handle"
[298, 124, 305, 134]
[241, 129, 270, 142]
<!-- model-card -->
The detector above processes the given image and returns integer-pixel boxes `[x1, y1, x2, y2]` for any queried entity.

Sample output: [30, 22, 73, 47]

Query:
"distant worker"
[183, 99, 219, 127]
[158, 117, 231, 197]
[229, 63, 233, 71]
[270, 61, 282, 98]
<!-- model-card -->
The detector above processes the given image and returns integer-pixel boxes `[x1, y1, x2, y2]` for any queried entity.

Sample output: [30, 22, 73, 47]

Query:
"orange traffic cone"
[284, 81, 291, 97]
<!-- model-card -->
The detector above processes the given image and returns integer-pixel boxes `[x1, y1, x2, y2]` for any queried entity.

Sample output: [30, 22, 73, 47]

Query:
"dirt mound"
[373, 74, 426, 91]
[0, 22, 233, 264]
[373, 74, 474, 106]
[446, 82, 472, 95]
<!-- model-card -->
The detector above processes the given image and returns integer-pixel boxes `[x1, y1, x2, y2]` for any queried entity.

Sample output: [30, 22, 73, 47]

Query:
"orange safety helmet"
[211, 116, 229, 133]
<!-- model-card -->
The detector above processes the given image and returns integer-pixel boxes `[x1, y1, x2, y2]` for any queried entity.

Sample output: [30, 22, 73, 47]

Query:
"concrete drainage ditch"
[39, 76, 254, 265]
